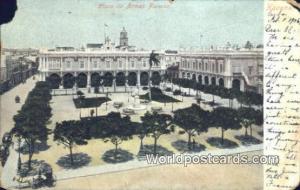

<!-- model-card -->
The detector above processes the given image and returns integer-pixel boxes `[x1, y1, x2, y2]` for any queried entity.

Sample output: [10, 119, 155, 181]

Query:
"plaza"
[0, 73, 264, 189]
[0, 31, 264, 189]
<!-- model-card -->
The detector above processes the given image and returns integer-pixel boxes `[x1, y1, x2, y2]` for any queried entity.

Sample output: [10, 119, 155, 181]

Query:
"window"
[131, 61, 134, 68]
[67, 61, 71, 68]
[248, 66, 253, 75]
[93, 61, 97, 68]
[143, 60, 146, 67]
[119, 60, 122, 68]
[80, 61, 84, 68]
[106, 60, 110, 68]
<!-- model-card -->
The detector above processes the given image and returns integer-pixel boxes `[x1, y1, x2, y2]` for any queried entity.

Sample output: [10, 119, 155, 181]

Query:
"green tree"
[173, 104, 209, 150]
[244, 41, 253, 49]
[211, 107, 241, 145]
[238, 107, 257, 136]
[11, 82, 52, 170]
[135, 123, 150, 150]
[141, 111, 173, 155]
[103, 112, 134, 160]
[53, 120, 89, 166]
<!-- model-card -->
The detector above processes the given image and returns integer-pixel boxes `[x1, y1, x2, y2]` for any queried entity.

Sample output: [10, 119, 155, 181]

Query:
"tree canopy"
[173, 104, 210, 150]
[11, 81, 52, 170]
[141, 111, 173, 155]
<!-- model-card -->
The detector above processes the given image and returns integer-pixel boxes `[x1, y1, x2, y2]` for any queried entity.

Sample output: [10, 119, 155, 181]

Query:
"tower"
[119, 27, 128, 47]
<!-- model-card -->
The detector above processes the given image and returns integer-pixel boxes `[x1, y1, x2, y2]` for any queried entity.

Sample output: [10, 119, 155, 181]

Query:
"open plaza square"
[0, 73, 264, 189]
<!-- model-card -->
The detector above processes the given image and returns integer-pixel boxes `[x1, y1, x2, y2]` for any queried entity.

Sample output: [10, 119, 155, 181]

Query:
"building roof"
[87, 43, 103, 49]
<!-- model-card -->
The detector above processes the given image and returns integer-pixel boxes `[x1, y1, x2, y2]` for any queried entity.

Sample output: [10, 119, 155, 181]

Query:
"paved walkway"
[1, 146, 19, 188]
[0, 76, 39, 188]
[55, 144, 263, 180]
[0, 76, 39, 139]
[50, 150, 263, 190]
[2, 143, 262, 189]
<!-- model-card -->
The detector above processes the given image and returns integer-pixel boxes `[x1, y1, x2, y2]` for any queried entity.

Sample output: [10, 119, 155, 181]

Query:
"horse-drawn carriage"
[0, 132, 13, 166]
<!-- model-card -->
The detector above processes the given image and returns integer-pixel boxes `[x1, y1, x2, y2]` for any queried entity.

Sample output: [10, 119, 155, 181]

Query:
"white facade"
[38, 28, 263, 93]
[39, 48, 166, 88]
[39, 48, 263, 93]
[178, 49, 263, 93]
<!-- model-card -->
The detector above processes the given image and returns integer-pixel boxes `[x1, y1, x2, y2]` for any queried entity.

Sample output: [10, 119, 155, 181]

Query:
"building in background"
[179, 49, 263, 94]
[38, 28, 263, 94]
[0, 51, 38, 94]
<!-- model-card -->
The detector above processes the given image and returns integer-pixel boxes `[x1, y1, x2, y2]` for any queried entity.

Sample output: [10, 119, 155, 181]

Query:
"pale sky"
[1, 0, 264, 50]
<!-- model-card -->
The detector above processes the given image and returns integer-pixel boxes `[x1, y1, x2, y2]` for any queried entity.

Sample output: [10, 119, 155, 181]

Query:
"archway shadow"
[171, 140, 206, 153]
[235, 135, 262, 146]
[137, 145, 174, 160]
[56, 153, 91, 169]
[206, 137, 239, 149]
[19, 159, 51, 178]
[257, 131, 264, 137]
[102, 149, 134, 164]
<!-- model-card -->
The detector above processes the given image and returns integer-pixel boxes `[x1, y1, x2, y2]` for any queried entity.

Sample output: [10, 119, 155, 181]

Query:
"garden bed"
[73, 97, 111, 108]
[140, 87, 180, 103]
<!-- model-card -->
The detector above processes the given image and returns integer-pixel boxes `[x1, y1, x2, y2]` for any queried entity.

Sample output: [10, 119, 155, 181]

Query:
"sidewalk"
[2, 143, 263, 189]
[0, 76, 39, 139]
[0, 76, 39, 188]
[55, 144, 262, 181]
[1, 147, 19, 188]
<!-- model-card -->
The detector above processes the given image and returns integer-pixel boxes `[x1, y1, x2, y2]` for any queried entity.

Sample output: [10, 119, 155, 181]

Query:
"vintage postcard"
[0, 0, 299, 189]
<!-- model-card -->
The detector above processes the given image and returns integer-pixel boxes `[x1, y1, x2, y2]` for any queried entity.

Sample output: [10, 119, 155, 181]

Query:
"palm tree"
[148, 51, 160, 102]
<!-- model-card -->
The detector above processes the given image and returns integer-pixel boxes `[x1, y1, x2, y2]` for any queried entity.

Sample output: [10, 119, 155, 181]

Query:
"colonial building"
[38, 28, 263, 94]
[179, 49, 263, 94]
[0, 53, 38, 94]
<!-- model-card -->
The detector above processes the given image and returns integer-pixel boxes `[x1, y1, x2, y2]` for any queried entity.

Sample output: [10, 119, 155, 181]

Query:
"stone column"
[137, 71, 141, 87]
[87, 72, 91, 89]
[226, 77, 232, 89]
[74, 72, 78, 90]
[113, 72, 116, 92]
[240, 79, 245, 92]
[59, 72, 63, 89]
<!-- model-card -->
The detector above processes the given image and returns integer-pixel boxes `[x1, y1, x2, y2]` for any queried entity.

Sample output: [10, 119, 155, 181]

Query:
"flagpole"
[104, 24, 106, 42]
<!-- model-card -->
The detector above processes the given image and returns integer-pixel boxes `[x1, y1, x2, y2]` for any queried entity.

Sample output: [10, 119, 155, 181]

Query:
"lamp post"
[106, 88, 109, 111]
[15, 95, 22, 172]
[17, 137, 21, 172]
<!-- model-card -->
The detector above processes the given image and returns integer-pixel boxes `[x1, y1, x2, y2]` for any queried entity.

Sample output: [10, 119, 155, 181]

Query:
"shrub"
[165, 87, 172, 92]
[173, 89, 181, 95]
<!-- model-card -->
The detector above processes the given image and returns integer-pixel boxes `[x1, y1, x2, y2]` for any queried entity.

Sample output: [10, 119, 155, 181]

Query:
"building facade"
[0, 53, 38, 94]
[39, 49, 166, 89]
[178, 50, 263, 94]
[38, 28, 263, 94]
